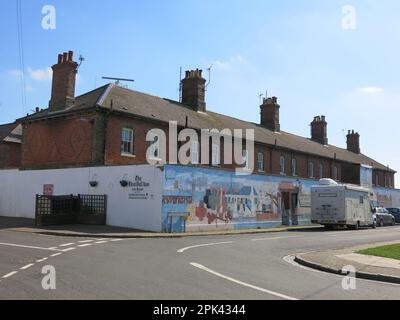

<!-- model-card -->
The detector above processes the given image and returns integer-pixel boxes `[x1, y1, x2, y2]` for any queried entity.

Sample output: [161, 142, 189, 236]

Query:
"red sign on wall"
[43, 184, 54, 196]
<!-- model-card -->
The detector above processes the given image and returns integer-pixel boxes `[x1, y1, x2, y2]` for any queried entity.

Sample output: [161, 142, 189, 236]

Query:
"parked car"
[386, 207, 400, 223]
[373, 207, 395, 227]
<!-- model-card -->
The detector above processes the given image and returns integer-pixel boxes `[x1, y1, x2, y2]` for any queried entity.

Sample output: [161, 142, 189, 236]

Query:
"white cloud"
[356, 87, 384, 94]
[213, 55, 248, 71]
[28, 67, 52, 81]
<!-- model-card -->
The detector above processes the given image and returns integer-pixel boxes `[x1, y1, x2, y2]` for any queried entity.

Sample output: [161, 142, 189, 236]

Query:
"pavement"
[1, 217, 400, 300]
[0, 216, 321, 238]
[295, 241, 400, 284]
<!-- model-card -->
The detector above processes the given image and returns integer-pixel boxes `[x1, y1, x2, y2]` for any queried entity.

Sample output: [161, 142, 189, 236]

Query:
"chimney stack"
[49, 50, 78, 112]
[310, 115, 328, 145]
[260, 96, 280, 132]
[181, 69, 206, 112]
[347, 130, 360, 154]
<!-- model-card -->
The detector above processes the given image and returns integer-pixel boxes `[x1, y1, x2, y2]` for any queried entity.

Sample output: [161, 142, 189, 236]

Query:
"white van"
[311, 179, 376, 230]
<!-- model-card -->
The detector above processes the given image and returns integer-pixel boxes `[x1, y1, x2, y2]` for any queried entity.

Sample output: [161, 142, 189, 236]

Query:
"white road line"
[78, 243, 92, 248]
[50, 253, 62, 257]
[110, 239, 123, 242]
[2, 271, 18, 279]
[61, 247, 76, 252]
[59, 243, 75, 247]
[20, 264, 34, 270]
[0, 242, 61, 252]
[36, 257, 48, 263]
[178, 241, 234, 253]
[78, 240, 94, 243]
[96, 238, 108, 241]
[191, 262, 298, 301]
[95, 241, 108, 244]
[252, 236, 301, 242]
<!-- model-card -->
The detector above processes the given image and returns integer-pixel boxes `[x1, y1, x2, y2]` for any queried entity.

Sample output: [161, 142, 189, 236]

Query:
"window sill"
[121, 153, 136, 158]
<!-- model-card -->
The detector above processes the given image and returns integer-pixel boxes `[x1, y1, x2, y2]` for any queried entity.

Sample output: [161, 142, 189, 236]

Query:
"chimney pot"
[181, 68, 206, 112]
[49, 51, 79, 112]
[260, 95, 280, 132]
[347, 129, 361, 154]
[311, 115, 328, 145]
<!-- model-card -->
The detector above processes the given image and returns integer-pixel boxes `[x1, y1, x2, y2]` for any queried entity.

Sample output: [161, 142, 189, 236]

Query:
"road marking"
[190, 262, 298, 300]
[20, 264, 34, 270]
[252, 236, 301, 242]
[50, 253, 62, 257]
[110, 239, 123, 242]
[59, 243, 75, 247]
[178, 241, 234, 253]
[96, 238, 108, 241]
[61, 247, 76, 252]
[2, 271, 18, 279]
[78, 243, 92, 247]
[0, 242, 61, 252]
[78, 240, 94, 243]
[95, 241, 108, 244]
[36, 257, 48, 263]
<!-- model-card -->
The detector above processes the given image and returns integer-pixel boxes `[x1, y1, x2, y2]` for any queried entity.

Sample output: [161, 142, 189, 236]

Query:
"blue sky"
[1, 0, 399, 187]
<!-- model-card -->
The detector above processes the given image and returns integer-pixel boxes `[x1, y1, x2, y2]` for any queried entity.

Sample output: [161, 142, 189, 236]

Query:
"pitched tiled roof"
[20, 83, 396, 173]
[0, 122, 19, 142]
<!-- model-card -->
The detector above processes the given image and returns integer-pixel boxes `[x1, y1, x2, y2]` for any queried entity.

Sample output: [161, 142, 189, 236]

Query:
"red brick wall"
[0, 142, 21, 169]
[373, 169, 395, 188]
[22, 115, 94, 169]
[105, 114, 169, 165]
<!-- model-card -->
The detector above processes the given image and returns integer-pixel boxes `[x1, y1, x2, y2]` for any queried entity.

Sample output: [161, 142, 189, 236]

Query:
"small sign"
[43, 184, 54, 196]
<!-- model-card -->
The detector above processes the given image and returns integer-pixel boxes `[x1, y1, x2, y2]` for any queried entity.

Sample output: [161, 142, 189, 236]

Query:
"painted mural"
[162, 165, 316, 233]
[373, 186, 400, 208]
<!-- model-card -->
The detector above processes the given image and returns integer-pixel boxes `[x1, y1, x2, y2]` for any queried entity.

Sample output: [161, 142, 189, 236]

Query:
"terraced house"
[0, 51, 398, 232]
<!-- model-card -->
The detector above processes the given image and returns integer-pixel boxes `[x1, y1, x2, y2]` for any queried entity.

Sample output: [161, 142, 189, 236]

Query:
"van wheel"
[354, 222, 360, 230]
[324, 225, 334, 230]
[372, 221, 377, 229]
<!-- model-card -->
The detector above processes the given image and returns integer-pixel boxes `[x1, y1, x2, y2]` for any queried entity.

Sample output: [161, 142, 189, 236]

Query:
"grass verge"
[358, 244, 400, 261]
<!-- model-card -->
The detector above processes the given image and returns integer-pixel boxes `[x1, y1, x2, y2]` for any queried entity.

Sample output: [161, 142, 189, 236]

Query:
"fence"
[35, 194, 107, 227]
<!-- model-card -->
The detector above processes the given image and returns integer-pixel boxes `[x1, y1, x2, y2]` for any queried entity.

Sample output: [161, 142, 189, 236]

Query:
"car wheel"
[380, 220, 384, 227]
[372, 220, 377, 229]
[392, 219, 396, 226]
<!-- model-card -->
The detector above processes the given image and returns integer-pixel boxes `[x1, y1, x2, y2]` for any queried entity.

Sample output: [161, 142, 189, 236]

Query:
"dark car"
[386, 207, 400, 223]
[374, 207, 395, 227]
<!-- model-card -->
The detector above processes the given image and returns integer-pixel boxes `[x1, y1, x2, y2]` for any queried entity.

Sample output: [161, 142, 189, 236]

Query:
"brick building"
[0, 122, 22, 169]
[2, 51, 396, 188]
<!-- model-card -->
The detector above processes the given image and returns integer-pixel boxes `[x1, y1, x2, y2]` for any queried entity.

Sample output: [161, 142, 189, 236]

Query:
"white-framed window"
[280, 155, 285, 175]
[148, 133, 160, 160]
[332, 166, 338, 181]
[291, 158, 297, 176]
[257, 152, 264, 171]
[191, 141, 199, 164]
[211, 143, 220, 166]
[375, 173, 379, 186]
[388, 176, 392, 188]
[309, 161, 314, 178]
[121, 128, 134, 155]
[320, 164, 324, 178]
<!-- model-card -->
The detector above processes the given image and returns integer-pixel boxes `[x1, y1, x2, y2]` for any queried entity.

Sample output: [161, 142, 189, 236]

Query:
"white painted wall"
[0, 165, 163, 232]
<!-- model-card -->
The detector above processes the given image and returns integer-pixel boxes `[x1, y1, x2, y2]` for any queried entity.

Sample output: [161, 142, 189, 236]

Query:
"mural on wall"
[162, 165, 316, 232]
[373, 187, 400, 208]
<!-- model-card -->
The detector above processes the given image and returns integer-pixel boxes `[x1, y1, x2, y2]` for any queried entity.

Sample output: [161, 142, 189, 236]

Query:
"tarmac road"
[1, 225, 400, 300]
